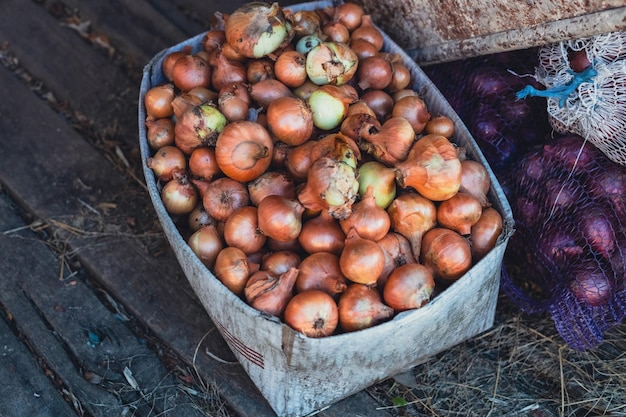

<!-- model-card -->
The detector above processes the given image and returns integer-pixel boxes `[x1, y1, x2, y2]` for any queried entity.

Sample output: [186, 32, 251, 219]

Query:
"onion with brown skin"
[329, 2, 364, 31]
[350, 15, 383, 51]
[244, 267, 299, 317]
[376, 232, 416, 287]
[161, 171, 198, 215]
[391, 95, 431, 134]
[218, 92, 249, 122]
[340, 185, 390, 241]
[145, 118, 175, 150]
[214, 246, 255, 296]
[322, 21, 350, 43]
[421, 227, 472, 283]
[144, 84, 175, 120]
[274, 50, 308, 88]
[387, 191, 437, 260]
[224, 2, 291, 59]
[387, 59, 412, 93]
[359, 116, 415, 165]
[305, 41, 358, 86]
[196, 177, 249, 222]
[202, 29, 226, 53]
[340, 112, 381, 142]
[356, 54, 393, 90]
[339, 228, 385, 286]
[395, 134, 462, 201]
[437, 192, 483, 236]
[249, 78, 296, 109]
[223, 206, 266, 254]
[338, 283, 394, 332]
[188, 147, 220, 180]
[360, 89, 393, 121]
[297, 156, 359, 220]
[147, 145, 187, 181]
[162, 46, 193, 81]
[261, 250, 301, 276]
[247, 171, 296, 206]
[285, 140, 318, 182]
[284, 290, 339, 337]
[266, 96, 314, 146]
[459, 159, 492, 207]
[470, 207, 503, 262]
[298, 210, 346, 255]
[188, 203, 218, 232]
[171, 54, 212, 91]
[257, 195, 305, 242]
[246, 58, 275, 84]
[383, 263, 435, 311]
[188, 225, 223, 269]
[295, 252, 348, 296]
[208, 48, 247, 91]
[174, 102, 228, 154]
[215, 121, 274, 182]
[171, 87, 218, 119]
[424, 115, 455, 138]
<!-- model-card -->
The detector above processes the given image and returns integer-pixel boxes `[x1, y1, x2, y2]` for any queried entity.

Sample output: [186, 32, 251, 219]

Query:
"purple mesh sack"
[501, 135, 626, 350]
[424, 49, 626, 350]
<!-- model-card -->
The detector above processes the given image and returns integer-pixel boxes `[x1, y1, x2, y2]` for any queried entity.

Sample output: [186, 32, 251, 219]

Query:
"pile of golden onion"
[144, 1, 503, 337]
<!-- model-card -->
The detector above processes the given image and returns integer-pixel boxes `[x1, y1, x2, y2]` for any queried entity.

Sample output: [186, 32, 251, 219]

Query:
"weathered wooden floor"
[0, 0, 392, 416]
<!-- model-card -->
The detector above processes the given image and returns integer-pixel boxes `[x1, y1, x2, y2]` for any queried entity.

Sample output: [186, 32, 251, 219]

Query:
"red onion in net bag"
[501, 135, 626, 350]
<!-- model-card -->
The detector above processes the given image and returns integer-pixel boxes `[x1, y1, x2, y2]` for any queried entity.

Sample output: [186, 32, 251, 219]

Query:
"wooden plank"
[49, 0, 199, 67]
[0, 191, 215, 417]
[0, 0, 138, 148]
[0, 316, 77, 417]
[0, 194, 125, 417]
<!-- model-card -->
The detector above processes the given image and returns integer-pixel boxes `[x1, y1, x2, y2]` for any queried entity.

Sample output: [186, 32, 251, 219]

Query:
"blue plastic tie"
[516, 65, 598, 107]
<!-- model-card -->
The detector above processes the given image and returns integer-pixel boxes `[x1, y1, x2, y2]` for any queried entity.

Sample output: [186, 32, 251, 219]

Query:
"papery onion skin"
[421, 227, 472, 283]
[274, 50, 308, 88]
[305, 41, 358, 86]
[223, 205, 266, 254]
[175, 103, 228, 154]
[188, 147, 220, 180]
[144, 84, 175, 120]
[257, 195, 305, 242]
[297, 157, 359, 220]
[339, 229, 385, 286]
[214, 246, 254, 296]
[376, 232, 416, 287]
[395, 134, 462, 201]
[338, 283, 394, 332]
[161, 173, 198, 215]
[188, 203, 218, 232]
[437, 192, 483, 236]
[350, 15, 383, 51]
[470, 207, 503, 262]
[459, 159, 491, 207]
[249, 78, 296, 109]
[308, 84, 354, 131]
[171, 54, 212, 91]
[359, 116, 415, 166]
[284, 290, 339, 337]
[244, 267, 299, 317]
[340, 185, 391, 241]
[225, 2, 290, 59]
[215, 121, 274, 182]
[383, 263, 435, 311]
[146, 118, 176, 150]
[247, 171, 296, 206]
[147, 145, 187, 181]
[298, 210, 346, 255]
[387, 191, 437, 260]
[162, 46, 193, 81]
[188, 225, 223, 269]
[425, 115, 455, 138]
[331, 2, 364, 31]
[261, 250, 301, 277]
[266, 96, 314, 146]
[296, 252, 348, 296]
[391, 95, 431, 134]
[197, 177, 250, 222]
[356, 54, 393, 90]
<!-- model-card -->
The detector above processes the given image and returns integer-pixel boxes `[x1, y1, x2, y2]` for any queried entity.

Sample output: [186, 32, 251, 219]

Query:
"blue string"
[516, 65, 598, 107]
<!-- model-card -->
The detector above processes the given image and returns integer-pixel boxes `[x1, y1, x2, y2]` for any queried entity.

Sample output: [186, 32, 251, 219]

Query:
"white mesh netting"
[532, 31, 626, 166]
